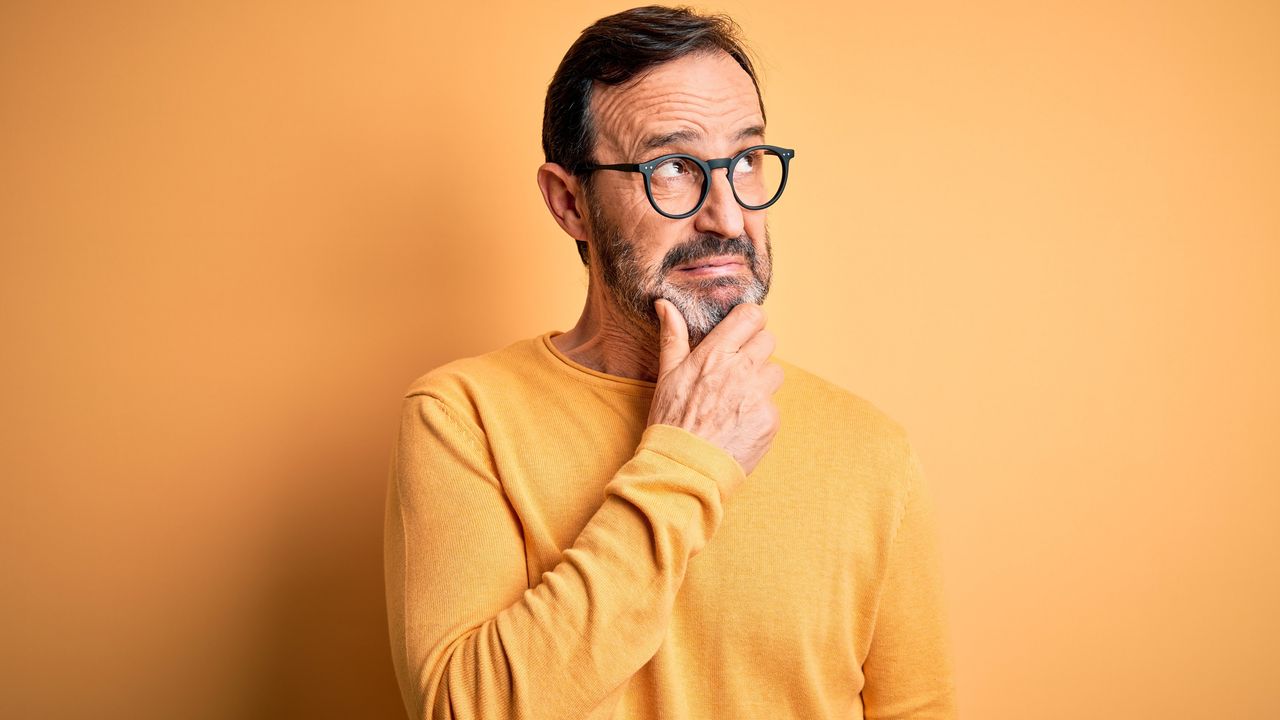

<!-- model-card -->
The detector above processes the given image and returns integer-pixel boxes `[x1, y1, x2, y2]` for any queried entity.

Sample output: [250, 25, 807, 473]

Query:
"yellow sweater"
[384, 331, 957, 719]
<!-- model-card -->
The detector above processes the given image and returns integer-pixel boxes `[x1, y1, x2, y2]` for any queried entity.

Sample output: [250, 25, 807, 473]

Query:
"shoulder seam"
[887, 445, 918, 550]
[886, 435, 930, 586]
[410, 392, 490, 459]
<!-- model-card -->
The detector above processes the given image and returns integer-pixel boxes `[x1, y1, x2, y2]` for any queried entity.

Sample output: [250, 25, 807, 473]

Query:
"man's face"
[584, 50, 773, 347]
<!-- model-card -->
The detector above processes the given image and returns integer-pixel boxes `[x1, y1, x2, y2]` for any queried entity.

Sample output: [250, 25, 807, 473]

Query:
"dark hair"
[542, 5, 766, 265]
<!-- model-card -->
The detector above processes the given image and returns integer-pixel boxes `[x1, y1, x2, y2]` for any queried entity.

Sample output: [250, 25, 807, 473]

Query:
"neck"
[551, 277, 660, 383]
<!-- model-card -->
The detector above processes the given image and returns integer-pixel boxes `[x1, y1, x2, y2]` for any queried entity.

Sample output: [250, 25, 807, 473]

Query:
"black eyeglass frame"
[580, 144, 796, 220]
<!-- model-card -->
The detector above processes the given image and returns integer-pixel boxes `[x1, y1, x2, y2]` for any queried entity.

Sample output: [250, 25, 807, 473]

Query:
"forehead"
[590, 50, 764, 160]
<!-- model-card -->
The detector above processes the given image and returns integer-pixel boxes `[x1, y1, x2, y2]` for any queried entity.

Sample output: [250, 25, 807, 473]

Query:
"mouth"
[674, 254, 748, 275]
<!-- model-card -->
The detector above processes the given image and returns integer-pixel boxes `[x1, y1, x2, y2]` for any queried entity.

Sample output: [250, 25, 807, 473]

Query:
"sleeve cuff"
[635, 424, 747, 505]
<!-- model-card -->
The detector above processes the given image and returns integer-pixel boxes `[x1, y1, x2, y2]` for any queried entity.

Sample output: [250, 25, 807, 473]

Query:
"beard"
[586, 190, 773, 348]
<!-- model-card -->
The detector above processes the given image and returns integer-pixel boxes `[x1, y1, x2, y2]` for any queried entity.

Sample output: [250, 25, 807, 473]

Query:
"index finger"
[697, 302, 767, 354]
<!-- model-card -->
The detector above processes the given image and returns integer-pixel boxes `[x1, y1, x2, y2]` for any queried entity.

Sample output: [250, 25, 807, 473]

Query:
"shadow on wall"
[233, 184, 513, 720]
[244, 433, 406, 719]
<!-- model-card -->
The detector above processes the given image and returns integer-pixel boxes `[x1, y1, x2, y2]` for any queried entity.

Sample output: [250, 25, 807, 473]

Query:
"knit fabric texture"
[384, 331, 957, 719]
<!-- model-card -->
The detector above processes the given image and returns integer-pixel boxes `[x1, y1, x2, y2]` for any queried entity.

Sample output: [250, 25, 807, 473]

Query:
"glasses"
[582, 144, 795, 219]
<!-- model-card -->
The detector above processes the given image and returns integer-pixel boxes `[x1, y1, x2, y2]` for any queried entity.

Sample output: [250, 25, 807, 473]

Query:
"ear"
[536, 162, 591, 242]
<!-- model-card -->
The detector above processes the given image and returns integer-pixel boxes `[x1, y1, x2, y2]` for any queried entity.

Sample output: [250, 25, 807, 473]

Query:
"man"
[384, 6, 957, 719]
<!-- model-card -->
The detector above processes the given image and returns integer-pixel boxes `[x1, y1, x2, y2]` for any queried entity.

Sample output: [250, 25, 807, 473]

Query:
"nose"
[692, 166, 747, 239]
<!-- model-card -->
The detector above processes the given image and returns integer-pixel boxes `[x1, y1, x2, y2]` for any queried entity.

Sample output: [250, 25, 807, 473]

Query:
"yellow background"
[3, 1, 1277, 718]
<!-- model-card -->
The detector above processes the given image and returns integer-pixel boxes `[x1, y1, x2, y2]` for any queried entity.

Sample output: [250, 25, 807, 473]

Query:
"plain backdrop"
[2, 1, 1277, 718]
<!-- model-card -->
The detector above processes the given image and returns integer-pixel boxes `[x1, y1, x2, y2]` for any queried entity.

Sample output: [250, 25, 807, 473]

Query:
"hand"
[647, 298, 785, 484]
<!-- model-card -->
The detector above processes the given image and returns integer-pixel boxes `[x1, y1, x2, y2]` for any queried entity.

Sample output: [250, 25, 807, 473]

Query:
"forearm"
[387, 412, 741, 720]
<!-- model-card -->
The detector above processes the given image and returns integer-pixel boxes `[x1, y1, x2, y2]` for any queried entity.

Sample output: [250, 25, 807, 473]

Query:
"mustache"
[659, 235, 757, 274]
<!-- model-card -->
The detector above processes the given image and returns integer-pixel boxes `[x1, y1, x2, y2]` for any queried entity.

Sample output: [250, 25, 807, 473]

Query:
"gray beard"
[587, 198, 772, 348]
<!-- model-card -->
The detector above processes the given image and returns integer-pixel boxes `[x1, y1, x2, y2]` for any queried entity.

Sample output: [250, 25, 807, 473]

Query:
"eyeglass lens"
[648, 149, 785, 216]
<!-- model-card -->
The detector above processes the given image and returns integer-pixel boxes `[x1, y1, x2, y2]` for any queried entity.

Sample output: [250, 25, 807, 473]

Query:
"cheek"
[621, 213, 678, 267]
[747, 217, 773, 276]
[748, 215, 770, 254]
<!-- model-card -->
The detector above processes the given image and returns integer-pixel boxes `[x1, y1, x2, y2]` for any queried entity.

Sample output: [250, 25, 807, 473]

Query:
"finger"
[655, 298, 690, 376]
[699, 302, 767, 354]
[738, 328, 775, 366]
[764, 362, 785, 394]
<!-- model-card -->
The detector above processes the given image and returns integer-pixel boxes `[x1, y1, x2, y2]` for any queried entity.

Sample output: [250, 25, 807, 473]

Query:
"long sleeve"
[860, 442, 959, 719]
[384, 392, 744, 720]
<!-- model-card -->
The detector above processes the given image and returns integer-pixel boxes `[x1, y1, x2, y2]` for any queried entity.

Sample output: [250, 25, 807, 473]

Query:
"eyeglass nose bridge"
[705, 157, 739, 188]
[700, 156, 737, 199]
[697, 155, 759, 217]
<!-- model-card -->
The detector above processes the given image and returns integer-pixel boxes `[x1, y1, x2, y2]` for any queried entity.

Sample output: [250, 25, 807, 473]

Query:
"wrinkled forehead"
[589, 50, 765, 164]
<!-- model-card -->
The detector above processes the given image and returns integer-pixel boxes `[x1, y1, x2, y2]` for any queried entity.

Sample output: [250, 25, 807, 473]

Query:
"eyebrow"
[639, 125, 766, 154]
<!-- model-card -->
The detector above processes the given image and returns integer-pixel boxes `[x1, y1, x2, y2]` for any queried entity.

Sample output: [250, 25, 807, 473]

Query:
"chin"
[659, 281, 767, 343]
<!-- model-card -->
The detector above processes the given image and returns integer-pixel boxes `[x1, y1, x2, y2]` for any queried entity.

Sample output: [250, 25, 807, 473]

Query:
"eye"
[736, 149, 763, 174]
[653, 157, 694, 178]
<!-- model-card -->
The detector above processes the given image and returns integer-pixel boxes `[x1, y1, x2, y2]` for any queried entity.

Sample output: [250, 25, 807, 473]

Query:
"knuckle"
[700, 369, 726, 393]
[700, 348, 728, 371]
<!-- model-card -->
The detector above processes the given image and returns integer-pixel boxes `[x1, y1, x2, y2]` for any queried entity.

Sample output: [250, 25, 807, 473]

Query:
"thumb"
[654, 298, 690, 376]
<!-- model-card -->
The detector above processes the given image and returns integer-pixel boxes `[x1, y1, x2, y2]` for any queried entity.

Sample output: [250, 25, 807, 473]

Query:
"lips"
[675, 254, 747, 271]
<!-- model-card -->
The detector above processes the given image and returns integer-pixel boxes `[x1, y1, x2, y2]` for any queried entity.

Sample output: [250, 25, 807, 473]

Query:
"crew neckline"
[539, 331, 657, 394]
